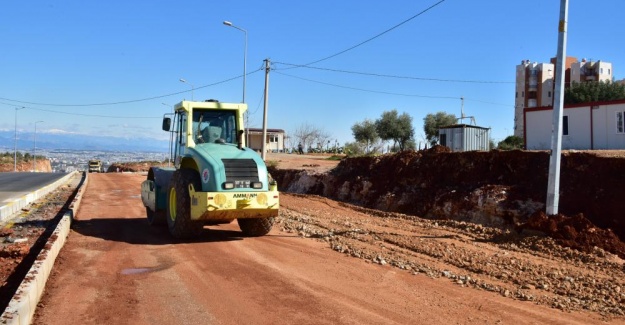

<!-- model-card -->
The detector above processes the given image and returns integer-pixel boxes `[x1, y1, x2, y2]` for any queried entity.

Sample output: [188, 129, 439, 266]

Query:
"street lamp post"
[179, 78, 194, 101]
[222, 21, 247, 103]
[14, 107, 25, 172]
[33, 121, 43, 172]
[223, 20, 249, 145]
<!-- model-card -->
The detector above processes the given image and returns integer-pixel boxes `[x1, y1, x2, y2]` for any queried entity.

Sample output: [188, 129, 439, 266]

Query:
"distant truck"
[88, 160, 102, 173]
[141, 99, 279, 238]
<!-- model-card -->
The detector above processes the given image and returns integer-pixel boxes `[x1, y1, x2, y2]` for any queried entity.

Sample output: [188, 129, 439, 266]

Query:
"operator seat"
[201, 119, 223, 143]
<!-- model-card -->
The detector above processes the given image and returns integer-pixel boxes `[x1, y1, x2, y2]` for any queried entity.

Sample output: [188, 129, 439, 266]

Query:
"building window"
[269, 135, 279, 143]
[548, 91, 552, 97]
[563, 116, 569, 136]
[516, 92, 518, 98]
[600, 68, 604, 74]
[617, 111, 624, 134]
[522, 91, 525, 97]
[609, 68, 612, 75]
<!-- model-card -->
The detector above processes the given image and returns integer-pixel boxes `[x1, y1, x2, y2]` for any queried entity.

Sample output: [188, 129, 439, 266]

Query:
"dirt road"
[32, 173, 619, 324]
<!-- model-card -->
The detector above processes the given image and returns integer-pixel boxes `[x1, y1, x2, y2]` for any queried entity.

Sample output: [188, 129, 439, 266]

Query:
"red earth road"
[32, 173, 608, 324]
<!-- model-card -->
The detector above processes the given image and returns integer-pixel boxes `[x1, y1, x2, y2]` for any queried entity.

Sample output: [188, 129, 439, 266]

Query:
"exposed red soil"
[32, 174, 624, 323]
[1, 156, 624, 322]
[106, 161, 167, 173]
[0, 159, 51, 172]
[269, 147, 625, 259]
[518, 211, 625, 258]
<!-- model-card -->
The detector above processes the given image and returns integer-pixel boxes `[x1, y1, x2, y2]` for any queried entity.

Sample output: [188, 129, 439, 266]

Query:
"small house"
[524, 100, 625, 150]
[245, 128, 286, 152]
[439, 124, 491, 152]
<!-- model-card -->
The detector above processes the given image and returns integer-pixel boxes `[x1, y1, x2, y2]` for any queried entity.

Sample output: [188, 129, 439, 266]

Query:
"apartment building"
[513, 57, 612, 138]
[570, 58, 612, 83]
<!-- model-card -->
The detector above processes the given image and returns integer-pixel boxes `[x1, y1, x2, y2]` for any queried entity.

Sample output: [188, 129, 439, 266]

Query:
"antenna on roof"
[458, 97, 476, 125]
[460, 96, 465, 120]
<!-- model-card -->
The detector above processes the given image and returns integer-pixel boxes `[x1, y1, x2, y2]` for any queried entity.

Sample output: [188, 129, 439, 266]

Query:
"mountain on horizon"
[0, 130, 169, 153]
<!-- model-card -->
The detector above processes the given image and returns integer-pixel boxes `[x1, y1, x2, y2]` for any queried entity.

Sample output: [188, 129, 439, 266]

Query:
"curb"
[0, 171, 78, 223]
[0, 172, 89, 325]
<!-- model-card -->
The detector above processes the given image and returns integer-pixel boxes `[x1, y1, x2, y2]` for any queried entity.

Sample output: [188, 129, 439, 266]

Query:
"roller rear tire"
[238, 217, 275, 237]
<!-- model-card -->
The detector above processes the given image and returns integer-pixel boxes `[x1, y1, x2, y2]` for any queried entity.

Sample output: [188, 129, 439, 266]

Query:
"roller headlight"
[256, 193, 268, 205]
[214, 194, 227, 206]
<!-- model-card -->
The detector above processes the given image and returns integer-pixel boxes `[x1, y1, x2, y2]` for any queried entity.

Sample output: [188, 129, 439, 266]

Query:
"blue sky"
[1, 0, 624, 150]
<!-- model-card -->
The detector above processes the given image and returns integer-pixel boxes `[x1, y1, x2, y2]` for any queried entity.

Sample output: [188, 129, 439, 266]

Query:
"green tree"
[375, 110, 415, 151]
[343, 141, 365, 157]
[497, 135, 524, 150]
[403, 139, 417, 151]
[423, 112, 457, 145]
[351, 119, 378, 154]
[564, 80, 625, 104]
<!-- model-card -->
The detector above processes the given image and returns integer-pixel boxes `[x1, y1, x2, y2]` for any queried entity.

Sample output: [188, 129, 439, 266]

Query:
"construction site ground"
[0, 151, 624, 324]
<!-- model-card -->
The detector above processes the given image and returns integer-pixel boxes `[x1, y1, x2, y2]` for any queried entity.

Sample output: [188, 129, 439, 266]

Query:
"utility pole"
[546, 0, 569, 215]
[14, 107, 24, 172]
[261, 58, 270, 160]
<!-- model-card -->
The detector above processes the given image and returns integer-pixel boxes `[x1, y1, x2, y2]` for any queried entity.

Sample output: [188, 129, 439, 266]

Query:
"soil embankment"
[0, 159, 51, 172]
[269, 148, 625, 258]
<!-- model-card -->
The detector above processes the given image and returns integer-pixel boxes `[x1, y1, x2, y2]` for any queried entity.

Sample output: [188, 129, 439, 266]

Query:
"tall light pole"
[223, 20, 247, 103]
[14, 107, 25, 172]
[223, 20, 249, 145]
[33, 121, 43, 172]
[179, 78, 194, 101]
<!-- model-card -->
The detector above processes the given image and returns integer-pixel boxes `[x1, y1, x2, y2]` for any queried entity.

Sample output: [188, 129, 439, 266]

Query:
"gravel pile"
[277, 199, 625, 318]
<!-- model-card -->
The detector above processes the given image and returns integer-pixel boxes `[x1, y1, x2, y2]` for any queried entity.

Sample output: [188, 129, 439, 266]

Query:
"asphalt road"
[0, 172, 68, 203]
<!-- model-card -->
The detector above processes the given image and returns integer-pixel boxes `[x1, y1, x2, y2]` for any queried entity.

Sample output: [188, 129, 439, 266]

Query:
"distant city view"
[0, 147, 169, 173]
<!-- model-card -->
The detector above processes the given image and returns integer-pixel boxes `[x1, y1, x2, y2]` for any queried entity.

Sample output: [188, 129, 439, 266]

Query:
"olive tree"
[375, 110, 415, 151]
[497, 135, 524, 150]
[423, 112, 457, 145]
[351, 119, 379, 154]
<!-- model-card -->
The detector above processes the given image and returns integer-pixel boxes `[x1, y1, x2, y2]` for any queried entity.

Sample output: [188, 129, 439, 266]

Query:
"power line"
[0, 102, 162, 118]
[274, 62, 514, 84]
[274, 71, 512, 107]
[298, 0, 447, 67]
[274, 71, 458, 99]
[0, 69, 262, 107]
[30, 107, 161, 119]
